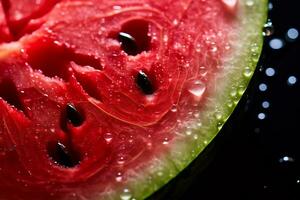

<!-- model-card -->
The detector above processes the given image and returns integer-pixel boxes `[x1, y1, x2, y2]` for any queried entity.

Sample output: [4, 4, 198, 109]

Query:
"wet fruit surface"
[0, 0, 266, 199]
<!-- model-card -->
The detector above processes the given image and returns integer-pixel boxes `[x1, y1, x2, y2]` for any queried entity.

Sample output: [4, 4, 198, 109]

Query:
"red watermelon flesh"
[0, 0, 266, 199]
[1, 0, 61, 39]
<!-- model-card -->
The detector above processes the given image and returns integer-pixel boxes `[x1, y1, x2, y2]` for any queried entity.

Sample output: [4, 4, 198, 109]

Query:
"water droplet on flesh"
[221, 0, 238, 10]
[117, 156, 126, 165]
[162, 138, 169, 145]
[115, 172, 123, 182]
[171, 105, 177, 112]
[188, 81, 206, 100]
[103, 133, 113, 144]
[120, 189, 132, 200]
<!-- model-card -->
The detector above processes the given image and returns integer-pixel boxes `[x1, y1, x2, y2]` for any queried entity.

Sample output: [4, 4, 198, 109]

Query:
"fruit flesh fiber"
[0, 0, 267, 199]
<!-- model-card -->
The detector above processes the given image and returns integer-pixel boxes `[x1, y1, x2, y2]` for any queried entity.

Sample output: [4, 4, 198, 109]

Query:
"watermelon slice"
[0, 0, 267, 199]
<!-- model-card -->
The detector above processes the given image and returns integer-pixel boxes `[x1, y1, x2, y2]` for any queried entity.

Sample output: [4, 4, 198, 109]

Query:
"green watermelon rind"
[101, 0, 268, 199]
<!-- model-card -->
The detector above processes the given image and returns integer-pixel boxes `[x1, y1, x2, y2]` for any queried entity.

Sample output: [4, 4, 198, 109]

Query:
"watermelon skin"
[0, 0, 267, 199]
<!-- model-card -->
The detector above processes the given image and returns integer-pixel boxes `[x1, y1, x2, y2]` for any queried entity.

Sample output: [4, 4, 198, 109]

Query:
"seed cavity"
[136, 71, 155, 95]
[66, 103, 84, 127]
[0, 78, 26, 114]
[47, 141, 81, 168]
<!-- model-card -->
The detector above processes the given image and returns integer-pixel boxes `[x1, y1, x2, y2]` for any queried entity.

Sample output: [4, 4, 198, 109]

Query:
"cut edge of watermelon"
[99, 1, 268, 199]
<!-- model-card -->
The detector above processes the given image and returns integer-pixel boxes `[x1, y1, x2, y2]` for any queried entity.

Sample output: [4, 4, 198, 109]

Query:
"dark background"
[150, 0, 300, 199]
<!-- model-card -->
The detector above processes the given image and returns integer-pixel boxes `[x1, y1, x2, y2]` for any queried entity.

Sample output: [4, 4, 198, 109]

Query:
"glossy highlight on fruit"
[0, 0, 267, 199]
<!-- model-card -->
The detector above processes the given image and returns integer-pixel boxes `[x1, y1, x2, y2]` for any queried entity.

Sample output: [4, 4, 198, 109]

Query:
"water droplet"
[195, 44, 201, 53]
[287, 76, 297, 85]
[196, 122, 202, 128]
[193, 134, 199, 140]
[243, 67, 253, 78]
[224, 43, 231, 50]
[120, 188, 132, 200]
[173, 19, 179, 26]
[265, 67, 275, 77]
[162, 138, 169, 145]
[263, 21, 274, 37]
[268, 2, 273, 10]
[113, 5, 122, 10]
[193, 113, 200, 118]
[217, 122, 223, 130]
[170, 105, 177, 112]
[185, 130, 192, 136]
[227, 101, 233, 108]
[246, 0, 254, 7]
[163, 34, 168, 43]
[269, 38, 284, 50]
[257, 113, 266, 120]
[103, 132, 113, 144]
[286, 28, 299, 41]
[188, 80, 206, 100]
[115, 172, 123, 182]
[262, 101, 270, 109]
[210, 45, 218, 53]
[157, 171, 164, 176]
[221, 0, 238, 11]
[259, 83, 268, 92]
[117, 156, 126, 165]
[279, 156, 295, 163]
[199, 66, 208, 77]
[215, 112, 223, 120]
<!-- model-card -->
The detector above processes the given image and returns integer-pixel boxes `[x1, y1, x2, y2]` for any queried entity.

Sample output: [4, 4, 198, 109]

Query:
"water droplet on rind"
[246, 0, 254, 7]
[263, 21, 274, 37]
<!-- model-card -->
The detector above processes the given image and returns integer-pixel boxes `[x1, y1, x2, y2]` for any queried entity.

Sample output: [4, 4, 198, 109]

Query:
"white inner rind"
[101, 0, 268, 199]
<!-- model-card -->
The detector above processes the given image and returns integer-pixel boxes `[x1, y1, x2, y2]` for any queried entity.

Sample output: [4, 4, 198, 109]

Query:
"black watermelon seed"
[66, 103, 84, 126]
[118, 32, 139, 56]
[136, 71, 154, 95]
[48, 142, 81, 168]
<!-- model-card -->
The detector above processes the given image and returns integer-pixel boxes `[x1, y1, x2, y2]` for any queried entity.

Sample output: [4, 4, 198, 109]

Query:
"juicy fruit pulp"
[0, 0, 267, 199]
